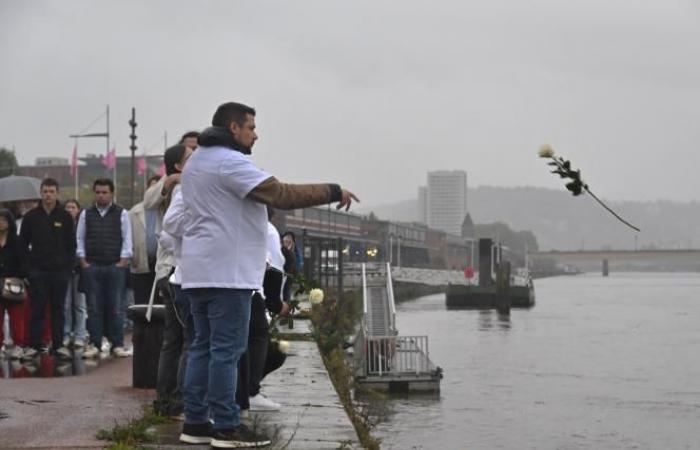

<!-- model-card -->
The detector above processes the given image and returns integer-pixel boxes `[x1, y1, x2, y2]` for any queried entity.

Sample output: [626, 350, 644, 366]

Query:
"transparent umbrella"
[0, 175, 42, 202]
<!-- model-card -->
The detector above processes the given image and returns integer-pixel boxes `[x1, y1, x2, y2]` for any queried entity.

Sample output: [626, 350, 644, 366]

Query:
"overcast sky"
[1, 0, 699, 206]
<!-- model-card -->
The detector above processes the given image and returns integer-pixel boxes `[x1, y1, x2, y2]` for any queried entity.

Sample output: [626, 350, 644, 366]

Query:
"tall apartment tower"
[426, 170, 468, 235]
[417, 186, 428, 224]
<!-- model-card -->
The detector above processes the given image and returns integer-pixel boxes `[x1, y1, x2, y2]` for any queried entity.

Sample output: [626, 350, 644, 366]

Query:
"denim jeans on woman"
[63, 271, 87, 342]
[83, 264, 125, 348]
[183, 288, 251, 430]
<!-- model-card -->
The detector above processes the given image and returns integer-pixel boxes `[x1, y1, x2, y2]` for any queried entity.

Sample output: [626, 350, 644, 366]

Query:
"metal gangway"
[354, 263, 442, 393]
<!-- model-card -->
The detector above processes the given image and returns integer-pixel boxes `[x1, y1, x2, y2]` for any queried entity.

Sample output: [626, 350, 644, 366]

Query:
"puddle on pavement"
[0, 352, 113, 379]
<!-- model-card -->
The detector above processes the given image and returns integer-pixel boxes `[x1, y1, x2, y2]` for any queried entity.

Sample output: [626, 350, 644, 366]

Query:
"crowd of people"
[0, 100, 357, 448]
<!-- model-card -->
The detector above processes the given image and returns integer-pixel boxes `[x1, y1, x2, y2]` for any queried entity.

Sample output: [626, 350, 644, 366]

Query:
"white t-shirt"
[266, 222, 285, 272]
[180, 146, 271, 289]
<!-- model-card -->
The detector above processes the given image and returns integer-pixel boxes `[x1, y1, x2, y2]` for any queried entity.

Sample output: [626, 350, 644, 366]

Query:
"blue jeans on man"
[63, 271, 87, 342]
[83, 264, 125, 348]
[183, 288, 251, 429]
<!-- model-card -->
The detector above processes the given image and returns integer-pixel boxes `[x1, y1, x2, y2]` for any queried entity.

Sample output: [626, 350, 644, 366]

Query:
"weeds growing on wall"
[309, 290, 382, 450]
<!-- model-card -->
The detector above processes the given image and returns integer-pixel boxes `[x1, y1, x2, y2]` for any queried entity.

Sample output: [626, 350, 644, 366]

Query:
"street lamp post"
[128, 108, 138, 207]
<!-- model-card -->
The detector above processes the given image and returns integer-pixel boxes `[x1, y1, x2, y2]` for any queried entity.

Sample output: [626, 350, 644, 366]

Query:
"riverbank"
[148, 319, 360, 449]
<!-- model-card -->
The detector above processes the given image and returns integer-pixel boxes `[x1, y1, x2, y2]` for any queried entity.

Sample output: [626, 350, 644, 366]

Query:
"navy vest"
[85, 204, 123, 264]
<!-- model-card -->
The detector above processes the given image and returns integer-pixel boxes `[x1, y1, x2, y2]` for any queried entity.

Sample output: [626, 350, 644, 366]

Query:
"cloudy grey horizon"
[1, 0, 699, 207]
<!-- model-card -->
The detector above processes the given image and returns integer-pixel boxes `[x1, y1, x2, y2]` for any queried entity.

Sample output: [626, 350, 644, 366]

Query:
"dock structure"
[354, 263, 442, 393]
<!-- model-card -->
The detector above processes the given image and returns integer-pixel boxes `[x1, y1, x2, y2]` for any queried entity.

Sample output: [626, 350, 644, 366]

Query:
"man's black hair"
[40, 178, 59, 191]
[179, 131, 200, 143]
[93, 178, 115, 193]
[164, 144, 188, 176]
[212, 102, 256, 128]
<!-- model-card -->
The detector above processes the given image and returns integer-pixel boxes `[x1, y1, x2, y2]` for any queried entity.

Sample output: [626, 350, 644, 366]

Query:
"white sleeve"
[219, 153, 270, 199]
[120, 209, 133, 259]
[162, 187, 187, 238]
[76, 210, 87, 258]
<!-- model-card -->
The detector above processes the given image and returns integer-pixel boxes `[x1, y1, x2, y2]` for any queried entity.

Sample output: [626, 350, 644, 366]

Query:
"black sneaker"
[179, 422, 212, 444]
[211, 424, 271, 448]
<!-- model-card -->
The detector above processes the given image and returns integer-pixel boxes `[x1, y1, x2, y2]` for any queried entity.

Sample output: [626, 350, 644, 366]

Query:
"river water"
[373, 273, 700, 450]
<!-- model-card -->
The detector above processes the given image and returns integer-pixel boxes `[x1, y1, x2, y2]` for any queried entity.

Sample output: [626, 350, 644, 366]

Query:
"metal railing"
[359, 335, 435, 377]
[386, 262, 396, 333]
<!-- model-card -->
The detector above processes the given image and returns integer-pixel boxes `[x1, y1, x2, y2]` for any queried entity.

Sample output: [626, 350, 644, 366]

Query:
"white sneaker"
[21, 347, 38, 360]
[101, 337, 111, 353]
[112, 346, 132, 358]
[55, 346, 72, 359]
[7, 345, 24, 360]
[73, 338, 86, 348]
[63, 336, 71, 347]
[249, 393, 281, 411]
[82, 344, 100, 359]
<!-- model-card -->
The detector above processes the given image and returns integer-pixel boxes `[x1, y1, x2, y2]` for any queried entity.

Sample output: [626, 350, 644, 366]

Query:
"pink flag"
[102, 148, 116, 170]
[137, 155, 146, 176]
[157, 162, 166, 177]
[70, 144, 78, 176]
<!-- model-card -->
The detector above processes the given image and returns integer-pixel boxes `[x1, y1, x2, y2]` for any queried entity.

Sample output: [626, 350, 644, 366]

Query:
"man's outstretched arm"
[248, 177, 359, 211]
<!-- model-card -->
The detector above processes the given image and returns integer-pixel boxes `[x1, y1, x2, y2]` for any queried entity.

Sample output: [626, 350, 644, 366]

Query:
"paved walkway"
[151, 319, 361, 449]
[1, 320, 361, 449]
[0, 343, 152, 450]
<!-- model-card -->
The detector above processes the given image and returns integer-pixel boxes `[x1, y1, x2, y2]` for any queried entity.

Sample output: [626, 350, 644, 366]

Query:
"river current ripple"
[373, 273, 700, 450]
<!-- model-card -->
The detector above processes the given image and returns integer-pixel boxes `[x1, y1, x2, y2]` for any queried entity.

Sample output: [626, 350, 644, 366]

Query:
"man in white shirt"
[76, 178, 132, 359]
[178, 101, 358, 448]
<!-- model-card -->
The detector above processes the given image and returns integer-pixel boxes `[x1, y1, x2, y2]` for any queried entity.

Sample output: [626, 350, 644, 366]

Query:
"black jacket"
[19, 204, 76, 271]
[0, 209, 27, 278]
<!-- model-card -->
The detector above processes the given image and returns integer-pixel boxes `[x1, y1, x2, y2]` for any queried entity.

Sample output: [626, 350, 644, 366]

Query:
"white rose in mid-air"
[309, 288, 324, 305]
[277, 340, 290, 354]
[538, 144, 554, 158]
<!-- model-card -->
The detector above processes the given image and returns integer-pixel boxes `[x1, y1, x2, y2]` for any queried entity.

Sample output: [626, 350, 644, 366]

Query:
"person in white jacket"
[152, 143, 194, 417]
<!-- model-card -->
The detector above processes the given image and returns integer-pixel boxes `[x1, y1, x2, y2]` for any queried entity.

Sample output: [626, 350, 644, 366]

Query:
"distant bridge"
[530, 249, 700, 275]
[532, 249, 700, 262]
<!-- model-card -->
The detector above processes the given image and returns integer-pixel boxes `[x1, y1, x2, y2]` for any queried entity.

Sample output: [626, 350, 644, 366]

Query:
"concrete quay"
[151, 319, 361, 449]
[1, 321, 361, 449]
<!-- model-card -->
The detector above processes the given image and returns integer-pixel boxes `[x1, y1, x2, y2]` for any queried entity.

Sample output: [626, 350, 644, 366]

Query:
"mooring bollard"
[127, 304, 165, 389]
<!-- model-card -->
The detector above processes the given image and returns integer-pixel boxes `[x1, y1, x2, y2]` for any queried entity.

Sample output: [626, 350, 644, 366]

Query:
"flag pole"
[113, 144, 118, 203]
[74, 139, 79, 200]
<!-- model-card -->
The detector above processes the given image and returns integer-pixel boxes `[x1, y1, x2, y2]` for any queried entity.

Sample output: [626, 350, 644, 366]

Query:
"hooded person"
[0, 208, 29, 360]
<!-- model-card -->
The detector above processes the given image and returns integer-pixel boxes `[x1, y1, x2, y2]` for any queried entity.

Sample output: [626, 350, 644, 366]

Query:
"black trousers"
[131, 271, 156, 305]
[28, 269, 70, 351]
[154, 281, 190, 415]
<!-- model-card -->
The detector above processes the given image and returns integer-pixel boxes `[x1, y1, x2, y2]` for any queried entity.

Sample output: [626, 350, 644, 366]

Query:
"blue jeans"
[83, 264, 125, 348]
[64, 272, 87, 341]
[183, 288, 252, 429]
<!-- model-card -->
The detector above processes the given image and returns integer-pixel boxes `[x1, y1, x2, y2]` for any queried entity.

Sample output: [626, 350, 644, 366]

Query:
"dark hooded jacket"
[0, 209, 27, 278]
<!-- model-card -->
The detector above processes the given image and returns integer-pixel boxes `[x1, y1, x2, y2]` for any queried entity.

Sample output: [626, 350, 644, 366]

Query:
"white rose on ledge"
[277, 340, 290, 354]
[309, 288, 324, 305]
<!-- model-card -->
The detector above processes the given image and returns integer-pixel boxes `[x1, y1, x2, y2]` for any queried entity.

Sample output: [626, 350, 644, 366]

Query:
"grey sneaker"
[81, 344, 100, 359]
[210, 424, 271, 448]
[180, 422, 212, 444]
[112, 346, 132, 358]
[21, 347, 38, 360]
[55, 346, 72, 359]
[7, 345, 24, 360]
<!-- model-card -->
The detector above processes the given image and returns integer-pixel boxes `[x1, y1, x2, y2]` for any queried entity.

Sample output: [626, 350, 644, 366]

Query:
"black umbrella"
[0, 175, 41, 202]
